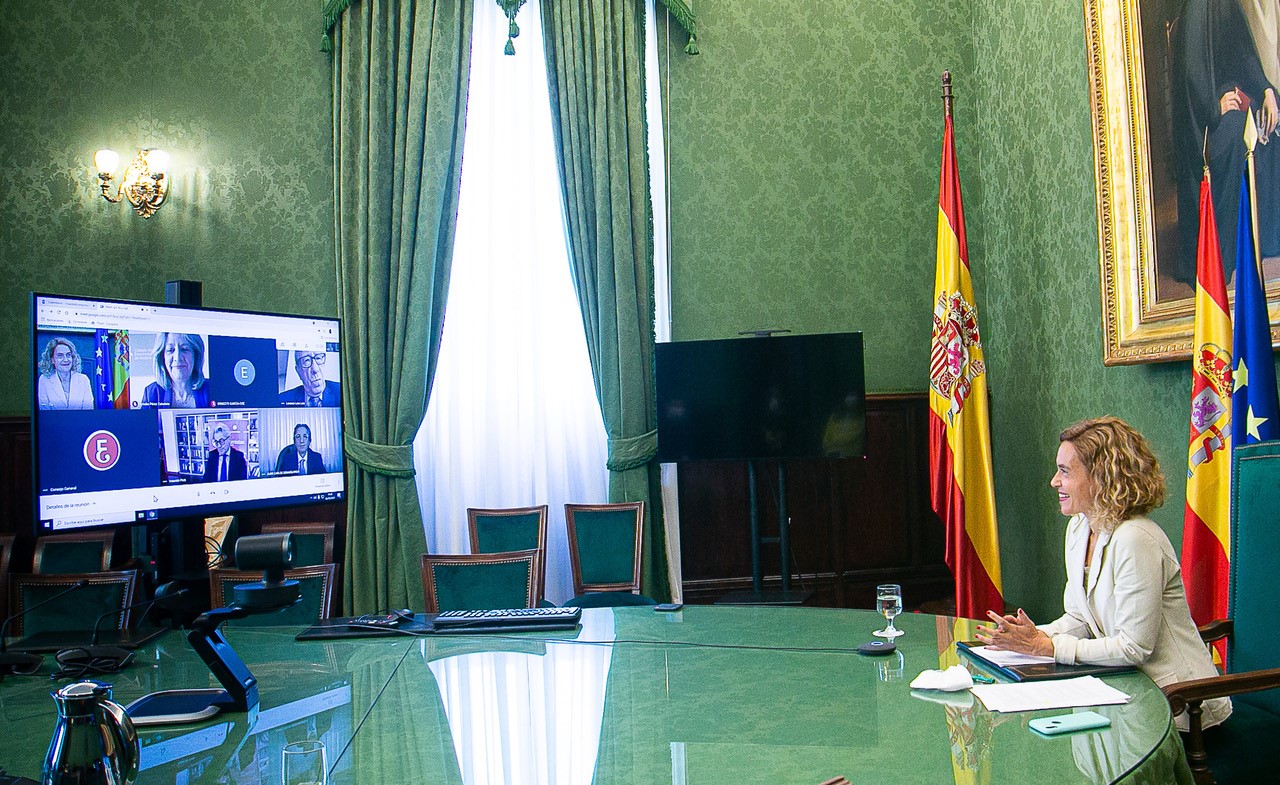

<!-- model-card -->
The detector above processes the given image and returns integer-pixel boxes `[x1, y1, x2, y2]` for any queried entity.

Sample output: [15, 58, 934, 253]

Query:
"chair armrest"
[1163, 666, 1280, 715]
[1165, 666, 1280, 784]
[1196, 619, 1233, 644]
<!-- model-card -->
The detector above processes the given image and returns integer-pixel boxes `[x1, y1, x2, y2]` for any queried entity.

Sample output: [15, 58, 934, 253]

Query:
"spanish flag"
[1181, 170, 1232, 629]
[929, 77, 1003, 620]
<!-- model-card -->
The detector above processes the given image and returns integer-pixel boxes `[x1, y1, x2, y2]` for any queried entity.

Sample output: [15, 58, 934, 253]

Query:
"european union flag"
[1231, 167, 1280, 446]
[94, 329, 112, 410]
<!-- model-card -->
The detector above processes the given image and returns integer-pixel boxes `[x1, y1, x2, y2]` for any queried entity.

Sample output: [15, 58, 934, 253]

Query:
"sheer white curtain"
[648, 0, 683, 601]
[414, 0, 608, 605]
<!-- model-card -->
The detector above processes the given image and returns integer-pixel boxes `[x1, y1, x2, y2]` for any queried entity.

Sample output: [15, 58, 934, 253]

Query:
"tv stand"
[715, 461, 811, 606]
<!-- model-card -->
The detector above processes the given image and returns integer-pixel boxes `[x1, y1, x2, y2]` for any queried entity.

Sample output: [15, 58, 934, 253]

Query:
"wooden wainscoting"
[675, 393, 952, 610]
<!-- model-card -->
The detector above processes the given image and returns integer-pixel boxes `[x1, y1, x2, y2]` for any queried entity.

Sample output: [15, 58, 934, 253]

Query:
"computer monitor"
[655, 332, 866, 462]
[31, 293, 346, 534]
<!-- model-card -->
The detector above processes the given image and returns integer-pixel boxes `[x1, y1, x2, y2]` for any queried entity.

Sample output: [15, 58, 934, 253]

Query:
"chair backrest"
[564, 502, 644, 596]
[9, 570, 138, 637]
[1229, 440, 1280, 714]
[420, 549, 539, 613]
[259, 522, 336, 567]
[467, 505, 547, 600]
[32, 531, 114, 574]
[0, 534, 14, 622]
[209, 563, 336, 626]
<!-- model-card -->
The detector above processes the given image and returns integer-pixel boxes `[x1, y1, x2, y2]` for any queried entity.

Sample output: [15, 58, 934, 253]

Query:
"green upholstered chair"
[209, 563, 336, 626]
[420, 549, 540, 613]
[32, 531, 114, 574]
[1165, 440, 1280, 784]
[8, 570, 138, 637]
[564, 502, 644, 596]
[467, 505, 547, 601]
[258, 522, 336, 568]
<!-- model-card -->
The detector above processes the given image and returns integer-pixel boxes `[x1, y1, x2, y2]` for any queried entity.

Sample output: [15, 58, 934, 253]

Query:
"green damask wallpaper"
[970, 1, 1208, 618]
[0, 0, 334, 416]
[664, 0, 974, 393]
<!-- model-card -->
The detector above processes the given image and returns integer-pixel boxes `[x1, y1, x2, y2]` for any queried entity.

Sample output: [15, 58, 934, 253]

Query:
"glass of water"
[873, 583, 904, 639]
[282, 740, 327, 785]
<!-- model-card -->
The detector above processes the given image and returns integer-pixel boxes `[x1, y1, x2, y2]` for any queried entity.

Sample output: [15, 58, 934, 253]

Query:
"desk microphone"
[65, 587, 193, 664]
[0, 579, 89, 674]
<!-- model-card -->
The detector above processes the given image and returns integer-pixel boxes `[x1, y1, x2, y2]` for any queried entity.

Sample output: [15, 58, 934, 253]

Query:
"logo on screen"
[83, 430, 121, 471]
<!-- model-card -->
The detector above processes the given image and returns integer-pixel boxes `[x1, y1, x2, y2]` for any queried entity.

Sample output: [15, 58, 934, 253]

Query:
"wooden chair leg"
[1183, 702, 1215, 785]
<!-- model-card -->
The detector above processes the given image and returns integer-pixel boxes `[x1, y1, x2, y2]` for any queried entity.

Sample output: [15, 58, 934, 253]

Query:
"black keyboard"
[432, 606, 582, 629]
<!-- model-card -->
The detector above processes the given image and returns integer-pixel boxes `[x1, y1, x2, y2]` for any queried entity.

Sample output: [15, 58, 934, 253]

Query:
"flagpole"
[942, 70, 953, 120]
[1245, 115, 1263, 285]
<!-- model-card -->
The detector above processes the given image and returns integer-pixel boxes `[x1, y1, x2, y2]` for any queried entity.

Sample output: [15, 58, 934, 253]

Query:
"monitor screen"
[655, 332, 866, 462]
[31, 293, 346, 533]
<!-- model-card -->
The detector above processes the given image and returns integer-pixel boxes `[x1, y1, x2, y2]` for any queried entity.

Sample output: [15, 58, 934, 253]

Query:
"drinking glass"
[282, 740, 327, 785]
[873, 583, 904, 639]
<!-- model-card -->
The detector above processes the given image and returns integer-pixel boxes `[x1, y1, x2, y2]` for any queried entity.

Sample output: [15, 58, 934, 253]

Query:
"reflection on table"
[0, 608, 1193, 784]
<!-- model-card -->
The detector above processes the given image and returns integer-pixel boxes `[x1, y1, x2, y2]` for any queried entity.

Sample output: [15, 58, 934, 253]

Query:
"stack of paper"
[970, 676, 1131, 713]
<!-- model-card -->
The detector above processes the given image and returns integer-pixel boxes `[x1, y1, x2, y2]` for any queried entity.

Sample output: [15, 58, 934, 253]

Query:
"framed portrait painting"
[1086, 0, 1280, 365]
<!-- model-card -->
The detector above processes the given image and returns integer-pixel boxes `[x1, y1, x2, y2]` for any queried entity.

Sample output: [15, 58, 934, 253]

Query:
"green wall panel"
[0, 0, 334, 416]
[665, 0, 974, 393]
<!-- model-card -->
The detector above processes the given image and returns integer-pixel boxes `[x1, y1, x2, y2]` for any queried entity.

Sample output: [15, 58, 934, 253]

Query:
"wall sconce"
[94, 148, 170, 218]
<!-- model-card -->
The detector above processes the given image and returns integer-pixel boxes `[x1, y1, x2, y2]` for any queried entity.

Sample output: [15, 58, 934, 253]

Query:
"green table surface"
[0, 606, 1193, 784]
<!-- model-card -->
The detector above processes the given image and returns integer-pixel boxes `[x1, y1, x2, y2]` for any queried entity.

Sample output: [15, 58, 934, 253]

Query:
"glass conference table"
[0, 606, 1193, 784]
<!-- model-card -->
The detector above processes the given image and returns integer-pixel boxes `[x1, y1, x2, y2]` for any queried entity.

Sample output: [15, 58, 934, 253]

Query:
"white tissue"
[909, 664, 975, 692]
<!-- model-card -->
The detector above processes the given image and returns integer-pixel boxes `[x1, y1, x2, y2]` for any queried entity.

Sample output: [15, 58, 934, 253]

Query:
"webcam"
[229, 533, 300, 612]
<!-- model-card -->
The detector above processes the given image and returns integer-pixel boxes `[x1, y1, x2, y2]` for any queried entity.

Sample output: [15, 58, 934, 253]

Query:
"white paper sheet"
[970, 676, 1131, 713]
[965, 645, 1055, 666]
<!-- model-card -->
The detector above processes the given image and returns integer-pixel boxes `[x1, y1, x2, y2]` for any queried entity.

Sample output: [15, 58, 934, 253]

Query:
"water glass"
[282, 740, 326, 785]
[873, 583, 904, 639]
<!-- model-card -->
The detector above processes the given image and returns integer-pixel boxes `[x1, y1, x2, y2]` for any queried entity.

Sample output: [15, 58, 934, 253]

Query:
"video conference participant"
[279, 350, 341, 407]
[37, 338, 94, 410]
[203, 424, 247, 482]
[976, 417, 1230, 732]
[274, 423, 326, 475]
[143, 333, 210, 409]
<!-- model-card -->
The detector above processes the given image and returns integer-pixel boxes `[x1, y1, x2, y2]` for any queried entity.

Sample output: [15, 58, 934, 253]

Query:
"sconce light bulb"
[94, 149, 119, 175]
[145, 149, 170, 175]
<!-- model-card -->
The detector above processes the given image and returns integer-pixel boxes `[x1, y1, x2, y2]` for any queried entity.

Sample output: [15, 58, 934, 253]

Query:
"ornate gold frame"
[1085, 0, 1280, 365]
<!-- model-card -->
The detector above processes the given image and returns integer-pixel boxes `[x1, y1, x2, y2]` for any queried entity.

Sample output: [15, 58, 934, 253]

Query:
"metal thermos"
[43, 680, 139, 785]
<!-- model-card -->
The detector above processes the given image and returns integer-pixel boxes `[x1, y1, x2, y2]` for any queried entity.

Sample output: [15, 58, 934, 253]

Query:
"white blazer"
[38, 372, 94, 410]
[1039, 514, 1230, 731]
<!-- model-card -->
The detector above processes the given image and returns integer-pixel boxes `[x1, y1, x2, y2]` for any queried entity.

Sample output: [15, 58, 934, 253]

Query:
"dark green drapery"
[325, 0, 696, 54]
[540, 0, 669, 600]
[330, 1, 473, 614]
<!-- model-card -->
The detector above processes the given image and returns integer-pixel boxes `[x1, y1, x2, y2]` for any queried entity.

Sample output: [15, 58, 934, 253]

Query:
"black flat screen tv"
[655, 332, 866, 462]
[31, 293, 346, 533]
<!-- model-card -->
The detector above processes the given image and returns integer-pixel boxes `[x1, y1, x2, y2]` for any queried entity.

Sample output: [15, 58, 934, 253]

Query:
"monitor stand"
[126, 605, 258, 726]
[716, 461, 812, 606]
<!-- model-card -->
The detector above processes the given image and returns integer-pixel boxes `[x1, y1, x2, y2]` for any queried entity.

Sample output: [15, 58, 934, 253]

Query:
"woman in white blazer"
[976, 416, 1230, 732]
[37, 337, 95, 410]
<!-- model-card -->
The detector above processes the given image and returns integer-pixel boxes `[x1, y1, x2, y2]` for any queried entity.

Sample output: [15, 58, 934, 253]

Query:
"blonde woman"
[37, 338, 94, 410]
[977, 416, 1230, 731]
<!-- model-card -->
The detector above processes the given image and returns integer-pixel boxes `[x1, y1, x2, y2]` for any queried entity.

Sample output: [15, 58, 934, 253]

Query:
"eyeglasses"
[213, 435, 229, 446]
[297, 354, 326, 369]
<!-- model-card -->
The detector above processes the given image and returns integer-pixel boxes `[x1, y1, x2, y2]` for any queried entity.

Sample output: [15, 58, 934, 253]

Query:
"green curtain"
[540, 0, 669, 600]
[330, 0, 473, 614]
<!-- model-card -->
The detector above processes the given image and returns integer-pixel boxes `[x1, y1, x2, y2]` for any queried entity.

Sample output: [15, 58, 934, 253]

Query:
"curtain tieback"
[344, 434, 416, 478]
[606, 430, 658, 472]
